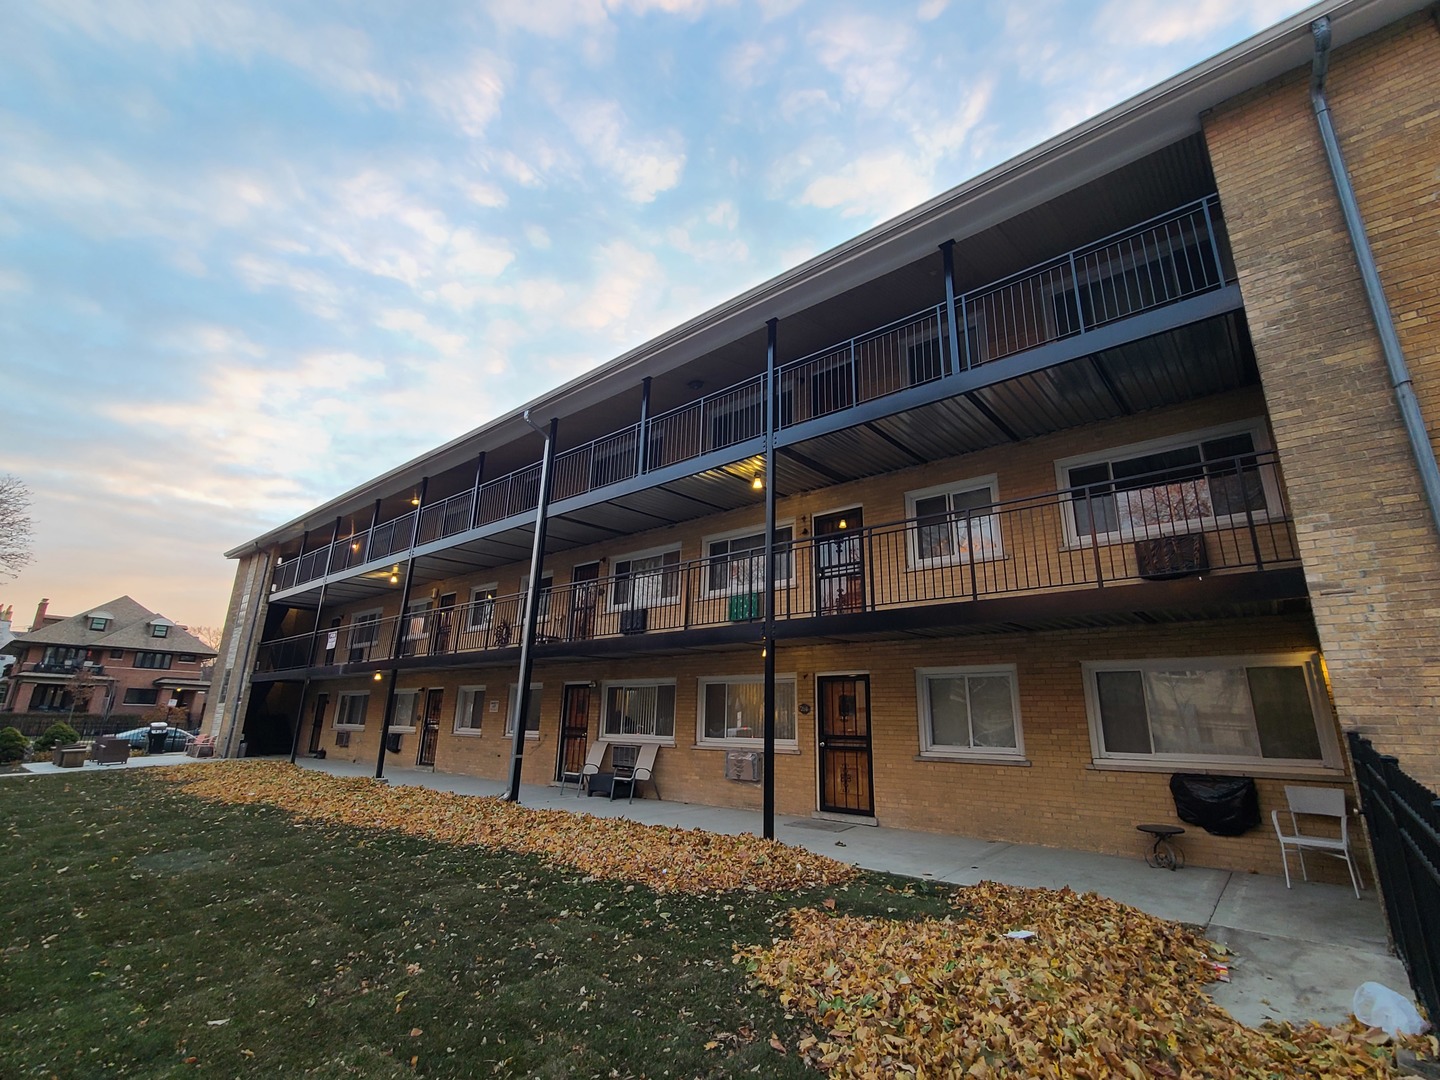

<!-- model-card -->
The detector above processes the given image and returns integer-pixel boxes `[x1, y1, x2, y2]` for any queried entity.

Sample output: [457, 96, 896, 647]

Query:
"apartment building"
[207, 0, 1440, 874]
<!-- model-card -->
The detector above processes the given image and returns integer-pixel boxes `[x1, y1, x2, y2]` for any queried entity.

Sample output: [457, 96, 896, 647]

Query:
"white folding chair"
[1272, 785, 1363, 898]
[576, 742, 606, 797]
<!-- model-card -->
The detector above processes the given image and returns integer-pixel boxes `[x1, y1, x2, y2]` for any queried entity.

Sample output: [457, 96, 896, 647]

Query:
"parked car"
[111, 726, 196, 753]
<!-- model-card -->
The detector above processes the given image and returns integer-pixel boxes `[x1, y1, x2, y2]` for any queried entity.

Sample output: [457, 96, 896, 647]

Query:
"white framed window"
[402, 598, 433, 641]
[703, 525, 794, 596]
[88, 616, 109, 631]
[151, 623, 170, 638]
[610, 546, 681, 610]
[504, 683, 542, 738]
[335, 692, 370, 730]
[602, 680, 676, 742]
[905, 476, 1002, 568]
[454, 685, 486, 734]
[349, 608, 383, 648]
[697, 676, 797, 746]
[390, 689, 419, 732]
[1056, 420, 1276, 545]
[916, 665, 1024, 761]
[519, 574, 554, 623]
[1083, 653, 1339, 770]
[467, 584, 498, 631]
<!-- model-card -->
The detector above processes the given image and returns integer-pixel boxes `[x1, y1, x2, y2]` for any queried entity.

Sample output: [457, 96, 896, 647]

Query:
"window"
[705, 527, 793, 595]
[350, 609, 383, 646]
[335, 692, 369, 729]
[151, 623, 170, 638]
[917, 666, 1023, 760]
[178, 653, 197, 663]
[1084, 655, 1336, 769]
[906, 477, 1001, 566]
[89, 617, 110, 631]
[611, 548, 681, 609]
[109, 649, 125, 659]
[1059, 423, 1272, 543]
[123, 688, 160, 706]
[403, 598, 433, 641]
[602, 681, 676, 741]
[504, 683, 543, 737]
[454, 685, 486, 733]
[391, 689, 419, 732]
[467, 584, 498, 631]
[520, 574, 554, 623]
[135, 652, 173, 669]
[698, 676, 796, 745]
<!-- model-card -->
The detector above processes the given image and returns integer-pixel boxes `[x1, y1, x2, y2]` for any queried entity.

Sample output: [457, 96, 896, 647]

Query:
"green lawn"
[0, 772, 952, 1078]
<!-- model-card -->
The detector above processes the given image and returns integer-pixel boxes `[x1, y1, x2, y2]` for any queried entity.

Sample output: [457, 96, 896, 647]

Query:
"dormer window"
[151, 623, 170, 638]
[89, 617, 110, 631]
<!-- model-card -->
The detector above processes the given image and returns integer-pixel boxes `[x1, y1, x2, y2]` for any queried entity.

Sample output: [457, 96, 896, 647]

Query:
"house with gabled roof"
[2, 597, 216, 726]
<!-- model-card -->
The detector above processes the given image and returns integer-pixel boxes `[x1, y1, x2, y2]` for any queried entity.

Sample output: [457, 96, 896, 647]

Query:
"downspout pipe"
[1310, 17, 1440, 540]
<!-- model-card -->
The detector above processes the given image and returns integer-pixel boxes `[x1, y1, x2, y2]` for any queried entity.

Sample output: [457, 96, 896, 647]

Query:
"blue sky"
[0, 0, 1309, 630]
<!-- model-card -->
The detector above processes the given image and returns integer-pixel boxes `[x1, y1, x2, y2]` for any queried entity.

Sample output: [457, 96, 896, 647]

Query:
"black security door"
[817, 675, 874, 815]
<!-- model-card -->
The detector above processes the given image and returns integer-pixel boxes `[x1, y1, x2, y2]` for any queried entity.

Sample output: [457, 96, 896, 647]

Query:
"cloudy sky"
[1, 0, 1310, 631]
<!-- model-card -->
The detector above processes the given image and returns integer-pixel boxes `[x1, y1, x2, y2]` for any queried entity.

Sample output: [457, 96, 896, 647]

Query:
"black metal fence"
[1347, 732, 1440, 1022]
[2, 713, 137, 739]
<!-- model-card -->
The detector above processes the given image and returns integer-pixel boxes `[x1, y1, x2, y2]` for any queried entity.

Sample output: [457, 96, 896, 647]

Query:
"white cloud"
[1096, 0, 1304, 47]
[376, 308, 470, 359]
[798, 149, 939, 220]
[0, 268, 29, 292]
[524, 225, 552, 250]
[562, 99, 686, 203]
[420, 52, 507, 137]
[233, 254, 344, 319]
[807, 14, 917, 111]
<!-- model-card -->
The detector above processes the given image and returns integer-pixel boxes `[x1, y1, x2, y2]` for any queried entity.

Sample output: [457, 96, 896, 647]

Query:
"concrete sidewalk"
[9, 752, 1411, 1028]
[290, 755, 1410, 1029]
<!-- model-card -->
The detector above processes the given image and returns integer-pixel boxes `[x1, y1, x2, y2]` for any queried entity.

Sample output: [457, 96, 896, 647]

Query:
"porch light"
[389, 565, 400, 584]
[410, 494, 421, 506]
[837, 517, 848, 530]
[751, 473, 764, 491]
[373, 671, 383, 682]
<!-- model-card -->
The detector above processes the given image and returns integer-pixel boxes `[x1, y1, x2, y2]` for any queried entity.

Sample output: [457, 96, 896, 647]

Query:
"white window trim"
[904, 475, 1003, 570]
[696, 674, 799, 747]
[915, 664, 1025, 762]
[453, 684, 486, 736]
[519, 574, 554, 624]
[467, 584, 499, 631]
[1053, 419, 1278, 548]
[1081, 652, 1342, 773]
[700, 522, 796, 599]
[334, 691, 370, 731]
[389, 688, 419, 733]
[348, 607, 384, 647]
[607, 544, 683, 612]
[599, 678, 678, 745]
[505, 681, 543, 740]
[402, 598, 433, 641]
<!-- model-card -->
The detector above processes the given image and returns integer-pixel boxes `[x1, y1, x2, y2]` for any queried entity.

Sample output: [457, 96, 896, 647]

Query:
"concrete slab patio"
[8, 752, 1412, 1029]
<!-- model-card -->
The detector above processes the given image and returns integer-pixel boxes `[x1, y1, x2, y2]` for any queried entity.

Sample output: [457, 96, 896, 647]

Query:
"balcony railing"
[256, 451, 1293, 674]
[24, 660, 105, 676]
[271, 197, 1230, 595]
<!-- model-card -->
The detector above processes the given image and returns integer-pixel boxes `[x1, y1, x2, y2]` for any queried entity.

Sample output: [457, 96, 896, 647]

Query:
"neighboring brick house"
[3, 597, 217, 726]
[206, 0, 1440, 877]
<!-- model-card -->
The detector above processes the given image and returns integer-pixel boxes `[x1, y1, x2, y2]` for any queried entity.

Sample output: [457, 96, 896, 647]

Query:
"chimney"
[32, 598, 49, 631]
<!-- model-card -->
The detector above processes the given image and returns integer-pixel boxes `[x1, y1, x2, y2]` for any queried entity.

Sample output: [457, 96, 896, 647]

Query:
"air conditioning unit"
[620, 608, 648, 635]
[725, 750, 761, 783]
[1135, 534, 1209, 580]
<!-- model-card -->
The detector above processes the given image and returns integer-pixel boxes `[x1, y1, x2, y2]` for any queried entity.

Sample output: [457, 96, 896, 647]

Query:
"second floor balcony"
[255, 451, 1301, 677]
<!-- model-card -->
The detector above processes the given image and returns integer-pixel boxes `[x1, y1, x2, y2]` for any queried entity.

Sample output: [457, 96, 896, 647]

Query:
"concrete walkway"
[9, 753, 1412, 1028]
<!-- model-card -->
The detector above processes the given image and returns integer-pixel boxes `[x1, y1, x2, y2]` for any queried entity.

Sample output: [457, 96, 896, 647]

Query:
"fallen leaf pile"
[147, 761, 855, 894]
[738, 881, 1436, 1078]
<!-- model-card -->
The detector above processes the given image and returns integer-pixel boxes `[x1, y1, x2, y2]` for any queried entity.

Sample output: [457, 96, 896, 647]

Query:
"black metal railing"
[255, 452, 1294, 673]
[24, 661, 105, 676]
[268, 197, 1232, 595]
[1348, 732, 1440, 1022]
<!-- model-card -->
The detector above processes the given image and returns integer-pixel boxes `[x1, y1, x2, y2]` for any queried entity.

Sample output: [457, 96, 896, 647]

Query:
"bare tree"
[65, 667, 99, 725]
[186, 625, 225, 650]
[0, 475, 33, 579]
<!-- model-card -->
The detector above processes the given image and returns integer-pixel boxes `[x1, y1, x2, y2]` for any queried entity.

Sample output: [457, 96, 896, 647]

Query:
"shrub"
[0, 727, 29, 765]
[32, 722, 81, 755]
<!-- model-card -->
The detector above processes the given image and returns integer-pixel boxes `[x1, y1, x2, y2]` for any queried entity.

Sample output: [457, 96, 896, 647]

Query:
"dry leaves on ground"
[147, 761, 855, 894]
[738, 881, 1435, 1078]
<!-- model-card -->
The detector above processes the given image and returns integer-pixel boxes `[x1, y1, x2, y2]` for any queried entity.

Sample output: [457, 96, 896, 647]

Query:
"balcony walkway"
[288, 755, 1407, 1030]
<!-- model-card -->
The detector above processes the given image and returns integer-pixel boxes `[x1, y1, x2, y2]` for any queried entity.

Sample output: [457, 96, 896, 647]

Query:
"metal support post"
[763, 317, 779, 840]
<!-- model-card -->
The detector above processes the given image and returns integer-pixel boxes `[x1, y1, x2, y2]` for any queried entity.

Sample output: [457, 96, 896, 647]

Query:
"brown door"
[569, 563, 600, 641]
[416, 688, 442, 767]
[308, 694, 329, 754]
[814, 508, 865, 614]
[556, 684, 591, 782]
[817, 675, 873, 815]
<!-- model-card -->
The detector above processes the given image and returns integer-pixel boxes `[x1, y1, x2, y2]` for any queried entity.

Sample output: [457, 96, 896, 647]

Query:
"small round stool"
[1137, 823, 1185, 870]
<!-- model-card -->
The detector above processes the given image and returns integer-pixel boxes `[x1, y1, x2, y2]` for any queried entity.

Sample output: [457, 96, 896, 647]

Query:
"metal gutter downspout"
[1310, 16, 1440, 540]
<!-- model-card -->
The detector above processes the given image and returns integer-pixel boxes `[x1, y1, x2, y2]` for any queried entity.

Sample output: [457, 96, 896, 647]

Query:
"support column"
[637, 376, 653, 474]
[374, 479, 428, 780]
[762, 317, 779, 840]
[940, 240, 963, 375]
[506, 416, 560, 801]
[288, 516, 342, 764]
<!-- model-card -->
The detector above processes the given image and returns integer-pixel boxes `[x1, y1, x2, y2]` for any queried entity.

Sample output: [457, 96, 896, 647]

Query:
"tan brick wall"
[1205, 13, 1440, 785]
[303, 612, 1355, 879]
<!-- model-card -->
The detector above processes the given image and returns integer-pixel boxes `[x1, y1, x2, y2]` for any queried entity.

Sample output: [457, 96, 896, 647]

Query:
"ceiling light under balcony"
[751, 473, 764, 491]
[373, 671, 383, 682]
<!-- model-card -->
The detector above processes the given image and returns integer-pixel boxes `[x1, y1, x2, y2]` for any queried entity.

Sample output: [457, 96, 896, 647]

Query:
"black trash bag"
[1169, 773, 1260, 836]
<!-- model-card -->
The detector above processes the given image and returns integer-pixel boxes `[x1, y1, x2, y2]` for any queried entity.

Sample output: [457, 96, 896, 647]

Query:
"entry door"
[416, 688, 442, 767]
[817, 675, 873, 815]
[569, 563, 600, 641]
[308, 694, 329, 754]
[556, 684, 591, 782]
[814, 509, 865, 614]
[431, 594, 457, 655]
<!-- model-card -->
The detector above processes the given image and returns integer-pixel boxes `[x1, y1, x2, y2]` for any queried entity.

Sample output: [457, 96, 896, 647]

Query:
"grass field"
[0, 770, 950, 1078]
